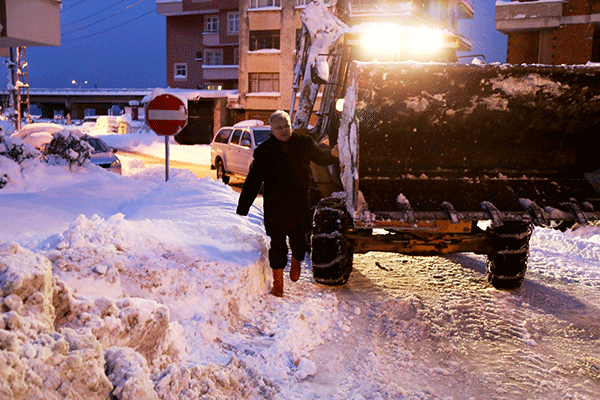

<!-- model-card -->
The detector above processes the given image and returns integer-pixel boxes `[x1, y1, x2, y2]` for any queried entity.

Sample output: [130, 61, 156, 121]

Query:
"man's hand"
[331, 145, 339, 158]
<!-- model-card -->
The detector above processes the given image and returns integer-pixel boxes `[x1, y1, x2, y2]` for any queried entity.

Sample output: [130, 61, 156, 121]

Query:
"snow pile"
[0, 242, 112, 399]
[530, 225, 600, 286]
[0, 138, 350, 398]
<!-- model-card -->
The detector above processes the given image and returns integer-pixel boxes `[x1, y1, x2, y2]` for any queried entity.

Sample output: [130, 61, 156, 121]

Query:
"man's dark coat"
[236, 131, 336, 237]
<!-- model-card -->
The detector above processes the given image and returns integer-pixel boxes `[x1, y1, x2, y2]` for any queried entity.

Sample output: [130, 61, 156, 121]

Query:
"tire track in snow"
[305, 251, 600, 399]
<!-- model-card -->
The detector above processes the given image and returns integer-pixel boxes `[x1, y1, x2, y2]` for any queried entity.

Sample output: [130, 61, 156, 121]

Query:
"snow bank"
[0, 243, 112, 399]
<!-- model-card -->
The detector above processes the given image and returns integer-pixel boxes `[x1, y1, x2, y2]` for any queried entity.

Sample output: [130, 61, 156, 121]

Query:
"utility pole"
[8, 47, 18, 129]
[7, 47, 30, 130]
[16, 47, 31, 127]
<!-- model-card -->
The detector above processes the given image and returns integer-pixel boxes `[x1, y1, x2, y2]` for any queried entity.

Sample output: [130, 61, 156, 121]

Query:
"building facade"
[496, 0, 600, 65]
[157, 0, 474, 126]
[157, 0, 240, 90]
[237, 0, 474, 122]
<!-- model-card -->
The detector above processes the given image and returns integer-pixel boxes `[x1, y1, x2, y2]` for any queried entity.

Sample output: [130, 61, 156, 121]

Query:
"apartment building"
[237, 0, 474, 122]
[157, 0, 240, 90]
[496, 0, 600, 64]
[156, 0, 474, 138]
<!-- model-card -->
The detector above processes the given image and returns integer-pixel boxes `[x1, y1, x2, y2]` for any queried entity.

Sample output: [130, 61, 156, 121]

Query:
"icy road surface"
[295, 245, 600, 400]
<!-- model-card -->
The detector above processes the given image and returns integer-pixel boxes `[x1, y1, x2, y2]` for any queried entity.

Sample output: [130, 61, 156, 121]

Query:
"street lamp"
[71, 79, 88, 89]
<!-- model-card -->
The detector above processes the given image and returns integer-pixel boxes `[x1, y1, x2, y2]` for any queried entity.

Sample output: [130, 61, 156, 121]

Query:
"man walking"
[236, 110, 337, 297]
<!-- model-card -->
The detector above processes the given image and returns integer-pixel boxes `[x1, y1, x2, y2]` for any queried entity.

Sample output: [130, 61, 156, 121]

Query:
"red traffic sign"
[146, 94, 188, 136]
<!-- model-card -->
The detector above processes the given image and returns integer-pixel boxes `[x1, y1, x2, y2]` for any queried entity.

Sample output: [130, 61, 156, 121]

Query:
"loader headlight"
[407, 26, 445, 53]
[361, 23, 404, 53]
[358, 23, 448, 56]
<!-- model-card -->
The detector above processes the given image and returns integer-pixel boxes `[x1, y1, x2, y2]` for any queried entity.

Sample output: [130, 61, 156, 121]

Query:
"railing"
[0, 88, 154, 96]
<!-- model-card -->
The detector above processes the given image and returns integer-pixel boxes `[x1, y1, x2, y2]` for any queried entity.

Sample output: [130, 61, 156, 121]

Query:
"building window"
[204, 16, 219, 34]
[204, 50, 223, 65]
[174, 63, 187, 80]
[249, 30, 280, 51]
[195, 52, 203, 61]
[228, 12, 239, 34]
[233, 47, 239, 65]
[250, 0, 281, 8]
[249, 73, 279, 92]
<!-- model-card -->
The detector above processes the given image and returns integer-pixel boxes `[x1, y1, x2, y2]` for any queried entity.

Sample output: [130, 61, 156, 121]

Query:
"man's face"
[270, 116, 292, 142]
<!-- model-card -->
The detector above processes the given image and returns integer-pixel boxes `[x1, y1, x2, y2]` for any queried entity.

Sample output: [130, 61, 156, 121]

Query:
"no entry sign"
[146, 94, 188, 136]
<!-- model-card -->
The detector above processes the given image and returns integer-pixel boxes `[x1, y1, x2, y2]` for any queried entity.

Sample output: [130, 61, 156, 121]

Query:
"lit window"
[249, 73, 279, 92]
[205, 50, 223, 66]
[250, 0, 281, 8]
[204, 16, 219, 34]
[228, 13, 239, 34]
[174, 63, 187, 80]
[249, 30, 280, 51]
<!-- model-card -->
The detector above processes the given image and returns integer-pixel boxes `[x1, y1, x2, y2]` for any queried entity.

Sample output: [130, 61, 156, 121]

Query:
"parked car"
[210, 120, 272, 184]
[10, 123, 122, 174]
[80, 135, 122, 175]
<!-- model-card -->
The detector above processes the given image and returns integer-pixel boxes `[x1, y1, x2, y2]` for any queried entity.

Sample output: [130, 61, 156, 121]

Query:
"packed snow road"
[297, 242, 600, 400]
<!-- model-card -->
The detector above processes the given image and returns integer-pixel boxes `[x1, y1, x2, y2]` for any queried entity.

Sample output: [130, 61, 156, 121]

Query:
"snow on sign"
[146, 94, 188, 136]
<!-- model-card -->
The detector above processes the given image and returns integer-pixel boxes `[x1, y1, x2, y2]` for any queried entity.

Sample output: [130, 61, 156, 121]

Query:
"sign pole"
[145, 93, 188, 182]
[165, 136, 170, 182]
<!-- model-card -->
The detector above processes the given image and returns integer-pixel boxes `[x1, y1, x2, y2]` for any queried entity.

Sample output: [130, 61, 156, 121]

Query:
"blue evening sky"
[3, 0, 506, 90]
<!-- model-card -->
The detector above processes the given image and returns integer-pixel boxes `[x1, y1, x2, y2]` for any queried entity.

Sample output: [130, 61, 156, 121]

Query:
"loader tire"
[311, 198, 353, 285]
[486, 221, 534, 290]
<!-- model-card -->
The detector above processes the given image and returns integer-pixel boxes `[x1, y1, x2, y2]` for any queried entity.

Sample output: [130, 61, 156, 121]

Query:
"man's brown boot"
[290, 257, 301, 282]
[271, 268, 284, 297]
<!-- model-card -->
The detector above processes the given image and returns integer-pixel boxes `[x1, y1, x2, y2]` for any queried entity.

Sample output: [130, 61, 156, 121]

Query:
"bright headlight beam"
[361, 23, 403, 52]
[358, 24, 446, 55]
[408, 27, 444, 53]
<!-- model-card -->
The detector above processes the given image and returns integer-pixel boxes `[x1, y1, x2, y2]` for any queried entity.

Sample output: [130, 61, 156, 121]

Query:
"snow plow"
[293, 2, 600, 289]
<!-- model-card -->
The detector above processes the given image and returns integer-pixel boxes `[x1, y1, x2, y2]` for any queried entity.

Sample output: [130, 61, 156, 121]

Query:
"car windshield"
[82, 137, 109, 153]
[254, 129, 272, 145]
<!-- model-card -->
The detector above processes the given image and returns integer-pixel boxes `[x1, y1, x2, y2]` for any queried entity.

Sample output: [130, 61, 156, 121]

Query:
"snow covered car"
[80, 135, 122, 175]
[10, 122, 68, 150]
[210, 120, 272, 184]
[11, 123, 122, 174]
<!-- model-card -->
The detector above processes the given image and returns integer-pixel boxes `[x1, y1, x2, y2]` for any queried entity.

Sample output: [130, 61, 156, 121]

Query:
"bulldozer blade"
[339, 62, 600, 226]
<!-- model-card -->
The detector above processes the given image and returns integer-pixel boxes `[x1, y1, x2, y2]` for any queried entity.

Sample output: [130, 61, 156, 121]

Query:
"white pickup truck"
[210, 120, 272, 184]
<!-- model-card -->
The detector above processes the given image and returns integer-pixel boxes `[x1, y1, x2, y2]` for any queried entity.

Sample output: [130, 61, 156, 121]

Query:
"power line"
[62, 0, 131, 27]
[62, 0, 149, 36]
[62, 0, 90, 11]
[62, 9, 155, 43]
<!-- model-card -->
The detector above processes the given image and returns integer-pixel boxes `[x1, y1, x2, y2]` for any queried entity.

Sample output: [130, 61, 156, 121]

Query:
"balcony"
[457, 0, 474, 20]
[0, 0, 61, 47]
[202, 65, 239, 81]
[349, 1, 415, 19]
[495, 0, 563, 33]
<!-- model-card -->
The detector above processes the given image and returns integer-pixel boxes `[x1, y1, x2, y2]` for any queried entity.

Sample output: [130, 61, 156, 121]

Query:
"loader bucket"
[337, 62, 600, 227]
